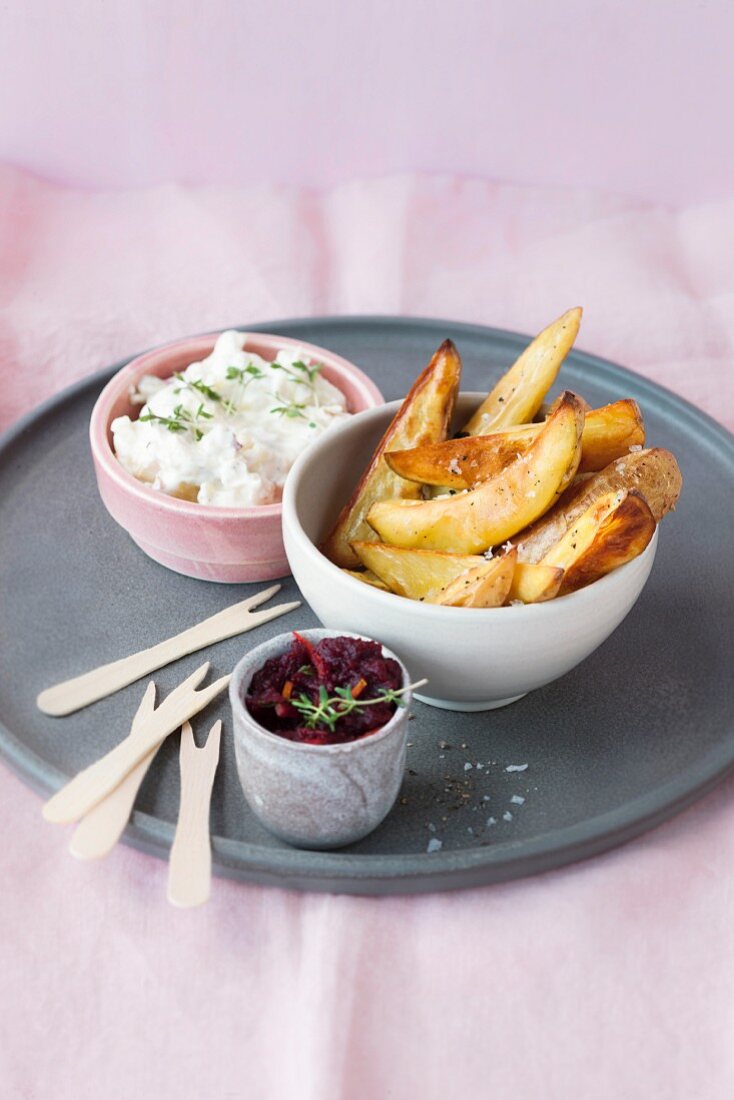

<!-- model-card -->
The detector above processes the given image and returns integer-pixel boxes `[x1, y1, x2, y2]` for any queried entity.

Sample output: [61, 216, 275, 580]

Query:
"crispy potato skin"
[321, 340, 462, 567]
[462, 308, 582, 433]
[517, 448, 682, 563]
[541, 490, 655, 594]
[430, 550, 516, 608]
[351, 541, 486, 600]
[386, 399, 645, 488]
[508, 562, 564, 603]
[367, 392, 585, 554]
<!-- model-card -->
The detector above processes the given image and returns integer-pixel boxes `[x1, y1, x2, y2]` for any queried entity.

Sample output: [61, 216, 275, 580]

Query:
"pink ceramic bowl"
[89, 332, 383, 583]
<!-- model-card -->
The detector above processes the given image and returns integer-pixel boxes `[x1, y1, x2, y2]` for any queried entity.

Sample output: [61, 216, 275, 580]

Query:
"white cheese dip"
[111, 331, 351, 507]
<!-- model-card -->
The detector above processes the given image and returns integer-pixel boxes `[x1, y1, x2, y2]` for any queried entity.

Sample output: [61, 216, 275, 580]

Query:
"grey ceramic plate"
[1, 317, 732, 895]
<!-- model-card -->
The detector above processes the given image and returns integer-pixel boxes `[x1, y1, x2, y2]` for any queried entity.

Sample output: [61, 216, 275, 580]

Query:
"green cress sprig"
[139, 402, 213, 441]
[288, 678, 428, 733]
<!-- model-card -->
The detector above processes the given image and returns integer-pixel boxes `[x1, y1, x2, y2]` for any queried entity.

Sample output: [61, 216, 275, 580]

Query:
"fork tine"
[179, 720, 196, 762]
[246, 600, 302, 627]
[132, 681, 157, 728]
[201, 720, 222, 758]
[192, 674, 231, 709]
[165, 661, 211, 701]
[241, 584, 282, 613]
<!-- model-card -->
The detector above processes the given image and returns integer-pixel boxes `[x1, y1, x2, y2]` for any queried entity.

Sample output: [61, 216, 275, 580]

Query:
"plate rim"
[1, 313, 733, 894]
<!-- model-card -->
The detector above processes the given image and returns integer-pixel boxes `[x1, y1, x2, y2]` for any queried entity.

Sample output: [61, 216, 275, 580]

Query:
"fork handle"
[167, 774, 215, 908]
[69, 745, 158, 861]
[36, 595, 298, 716]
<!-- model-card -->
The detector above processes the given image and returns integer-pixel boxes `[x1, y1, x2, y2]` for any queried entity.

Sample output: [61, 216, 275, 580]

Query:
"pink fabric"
[1, 165, 733, 1099]
[1, 1, 734, 206]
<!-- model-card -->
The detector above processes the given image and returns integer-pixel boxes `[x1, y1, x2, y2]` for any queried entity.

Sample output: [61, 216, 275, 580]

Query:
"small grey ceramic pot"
[229, 629, 413, 849]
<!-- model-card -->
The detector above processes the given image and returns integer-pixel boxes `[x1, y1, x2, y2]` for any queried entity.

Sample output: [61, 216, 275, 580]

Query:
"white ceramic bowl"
[282, 394, 659, 712]
[229, 629, 413, 849]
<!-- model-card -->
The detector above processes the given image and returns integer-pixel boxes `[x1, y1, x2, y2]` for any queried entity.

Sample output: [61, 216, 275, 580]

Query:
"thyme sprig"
[289, 678, 428, 733]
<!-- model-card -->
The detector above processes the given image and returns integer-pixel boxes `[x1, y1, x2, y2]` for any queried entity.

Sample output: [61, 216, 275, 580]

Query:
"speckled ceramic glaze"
[282, 394, 659, 712]
[89, 332, 383, 583]
[229, 630, 413, 849]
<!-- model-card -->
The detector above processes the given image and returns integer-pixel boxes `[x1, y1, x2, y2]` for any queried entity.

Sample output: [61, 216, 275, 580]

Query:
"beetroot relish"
[245, 633, 403, 745]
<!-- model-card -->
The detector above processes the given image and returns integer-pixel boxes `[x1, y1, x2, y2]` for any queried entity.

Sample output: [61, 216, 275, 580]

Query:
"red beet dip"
[245, 633, 403, 746]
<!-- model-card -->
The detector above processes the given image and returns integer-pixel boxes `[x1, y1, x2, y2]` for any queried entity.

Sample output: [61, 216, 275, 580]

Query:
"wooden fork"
[37, 584, 299, 717]
[42, 663, 229, 825]
[167, 720, 222, 908]
[68, 682, 159, 860]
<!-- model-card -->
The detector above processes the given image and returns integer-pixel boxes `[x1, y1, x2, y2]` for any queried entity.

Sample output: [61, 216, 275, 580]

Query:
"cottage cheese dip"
[111, 331, 351, 507]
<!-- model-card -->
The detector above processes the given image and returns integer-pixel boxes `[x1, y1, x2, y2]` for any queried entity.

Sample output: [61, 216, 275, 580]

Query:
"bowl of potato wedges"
[282, 309, 682, 711]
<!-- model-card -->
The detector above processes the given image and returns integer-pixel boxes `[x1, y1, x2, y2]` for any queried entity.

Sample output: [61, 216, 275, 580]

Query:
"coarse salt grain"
[629, 444, 643, 452]
[510, 795, 525, 805]
[506, 764, 528, 772]
[486, 816, 497, 826]
[448, 458, 462, 475]
[427, 838, 443, 853]
[503, 811, 513, 822]
[483, 546, 494, 560]
[464, 762, 473, 771]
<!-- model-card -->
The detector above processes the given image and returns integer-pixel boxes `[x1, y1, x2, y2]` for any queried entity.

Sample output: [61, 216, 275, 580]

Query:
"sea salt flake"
[448, 458, 462, 475]
[510, 599, 524, 607]
[486, 816, 497, 826]
[505, 763, 528, 772]
[503, 811, 513, 822]
[427, 838, 443, 853]
[502, 540, 513, 553]
[427, 823, 436, 833]
[483, 546, 494, 560]
[464, 762, 473, 771]
[629, 444, 643, 452]
[482, 794, 491, 802]
[510, 795, 525, 805]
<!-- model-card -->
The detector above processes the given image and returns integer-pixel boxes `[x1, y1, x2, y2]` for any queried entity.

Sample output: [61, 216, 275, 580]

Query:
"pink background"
[2, 3, 734, 1099]
[1, 0, 733, 205]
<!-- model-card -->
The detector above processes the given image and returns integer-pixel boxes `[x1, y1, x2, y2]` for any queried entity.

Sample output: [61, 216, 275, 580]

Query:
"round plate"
[1, 317, 732, 894]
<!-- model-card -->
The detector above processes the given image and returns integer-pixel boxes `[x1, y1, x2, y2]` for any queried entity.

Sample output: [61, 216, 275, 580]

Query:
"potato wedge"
[508, 562, 564, 604]
[321, 339, 462, 567]
[538, 489, 655, 593]
[517, 448, 682, 563]
[386, 399, 644, 488]
[577, 399, 645, 471]
[341, 569, 392, 592]
[367, 392, 585, 554]
[430, 550, 516, 608]
[462, 308, 582, 433]
[351, 541, 486, 600]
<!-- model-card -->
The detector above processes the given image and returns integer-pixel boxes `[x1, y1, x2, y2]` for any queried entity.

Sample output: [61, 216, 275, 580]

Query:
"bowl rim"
[282, 393, 661, 619]
[228, 628, 412, 755]
[89, 330, 384, 521]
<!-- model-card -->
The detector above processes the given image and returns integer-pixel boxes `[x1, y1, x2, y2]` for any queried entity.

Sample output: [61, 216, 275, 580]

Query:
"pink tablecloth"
[1, 166, 733, 1100]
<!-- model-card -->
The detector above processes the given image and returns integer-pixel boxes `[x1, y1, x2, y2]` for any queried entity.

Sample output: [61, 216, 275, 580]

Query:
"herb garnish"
[271, 359, 322, 386]
[139, 402, 213, 441]
[288, 678, 428, 733]
[226, 364, 266, 385]
[173, 373, 222, 403]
